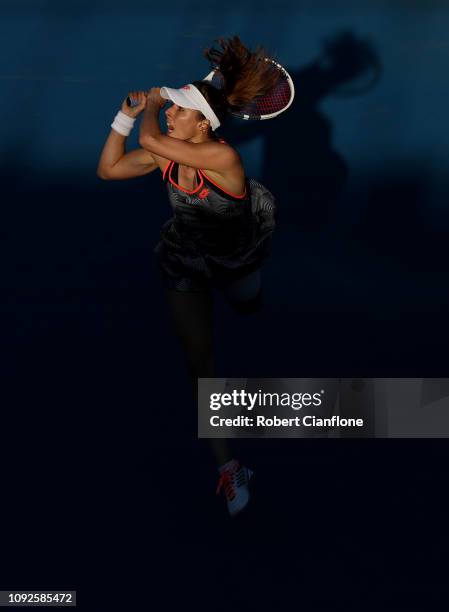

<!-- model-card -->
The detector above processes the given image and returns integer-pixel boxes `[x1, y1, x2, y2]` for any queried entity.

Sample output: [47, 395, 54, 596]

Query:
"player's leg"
[165, 288, 215, 391]
[223, 268, 262, 315]
[165, 287, 253, 515]
[165, 287, 232, 460]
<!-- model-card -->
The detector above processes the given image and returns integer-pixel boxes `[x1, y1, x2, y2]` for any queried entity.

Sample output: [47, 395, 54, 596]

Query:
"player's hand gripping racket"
[126, 58, 294, 120]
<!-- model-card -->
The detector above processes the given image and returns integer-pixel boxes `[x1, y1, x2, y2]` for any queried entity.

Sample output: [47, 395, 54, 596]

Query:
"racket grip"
[126, 96, 141, 108]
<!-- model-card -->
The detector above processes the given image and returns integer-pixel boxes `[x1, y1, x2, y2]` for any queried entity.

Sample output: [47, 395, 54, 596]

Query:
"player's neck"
[188, 133, 215, 144]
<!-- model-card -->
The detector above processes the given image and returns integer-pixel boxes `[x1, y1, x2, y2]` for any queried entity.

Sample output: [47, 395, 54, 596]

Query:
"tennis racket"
[126, 58, 294, 120]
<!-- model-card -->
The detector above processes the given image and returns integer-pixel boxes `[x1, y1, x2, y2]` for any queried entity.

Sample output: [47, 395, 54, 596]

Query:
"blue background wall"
[2, 0, 449, 371]
[1, 1, 449, 609]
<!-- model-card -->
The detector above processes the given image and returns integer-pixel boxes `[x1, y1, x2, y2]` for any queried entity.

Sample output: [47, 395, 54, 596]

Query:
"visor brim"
[159, 86, 200, 111]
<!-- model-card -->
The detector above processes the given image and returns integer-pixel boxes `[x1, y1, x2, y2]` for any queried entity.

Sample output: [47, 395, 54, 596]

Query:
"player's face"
[164, 103, 202, 140]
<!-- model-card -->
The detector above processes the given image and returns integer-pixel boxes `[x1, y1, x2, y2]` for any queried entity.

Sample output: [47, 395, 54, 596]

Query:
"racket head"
[203, 58, 295, 121]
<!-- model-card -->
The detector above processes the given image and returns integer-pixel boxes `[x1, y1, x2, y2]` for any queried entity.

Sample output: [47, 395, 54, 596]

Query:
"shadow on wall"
[222, 31, 382, 232]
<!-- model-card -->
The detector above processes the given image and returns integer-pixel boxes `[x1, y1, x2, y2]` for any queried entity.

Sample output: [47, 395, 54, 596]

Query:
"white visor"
[159, 83, 221, 131]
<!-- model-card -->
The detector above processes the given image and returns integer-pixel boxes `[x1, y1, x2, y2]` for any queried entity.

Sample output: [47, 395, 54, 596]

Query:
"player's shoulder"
[210, 137, 241, 162]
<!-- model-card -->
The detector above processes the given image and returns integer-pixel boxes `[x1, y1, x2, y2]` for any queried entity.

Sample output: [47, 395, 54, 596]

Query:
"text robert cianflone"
[209, 390, 324, 411]
[210, 415, 364, 428]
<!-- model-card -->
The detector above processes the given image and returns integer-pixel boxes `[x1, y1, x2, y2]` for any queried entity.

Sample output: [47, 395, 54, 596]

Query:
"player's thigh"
[223, 268, 261, 304]
[165, 288, 214, 351]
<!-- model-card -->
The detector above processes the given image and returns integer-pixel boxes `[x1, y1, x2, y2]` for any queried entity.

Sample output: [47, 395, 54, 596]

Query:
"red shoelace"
[216, 463, 240, 500]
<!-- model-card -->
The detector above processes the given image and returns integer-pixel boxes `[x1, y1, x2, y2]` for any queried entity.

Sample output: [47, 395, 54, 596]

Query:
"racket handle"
[126, 96, 141, 108]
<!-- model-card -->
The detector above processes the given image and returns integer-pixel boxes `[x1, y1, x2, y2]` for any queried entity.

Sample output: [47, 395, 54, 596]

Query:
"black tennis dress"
[154, 140, 276, 292]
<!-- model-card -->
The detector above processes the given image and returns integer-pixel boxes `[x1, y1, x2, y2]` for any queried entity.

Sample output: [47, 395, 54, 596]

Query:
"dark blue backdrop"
[1, 2, 448, 610]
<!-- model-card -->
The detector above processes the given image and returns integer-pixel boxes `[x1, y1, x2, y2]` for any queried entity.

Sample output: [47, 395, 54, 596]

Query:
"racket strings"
[254, 80, 291, 113]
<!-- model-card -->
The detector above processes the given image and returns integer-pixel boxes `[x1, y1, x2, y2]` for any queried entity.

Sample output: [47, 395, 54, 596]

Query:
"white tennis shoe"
[216, 459, 254, 517]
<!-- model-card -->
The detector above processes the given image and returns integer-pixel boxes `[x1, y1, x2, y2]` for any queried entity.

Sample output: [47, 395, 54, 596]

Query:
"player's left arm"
[139, 88, 239, 172]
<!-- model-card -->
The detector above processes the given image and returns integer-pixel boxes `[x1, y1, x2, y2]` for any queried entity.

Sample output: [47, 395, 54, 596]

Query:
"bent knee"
[227, 288, 263, 316]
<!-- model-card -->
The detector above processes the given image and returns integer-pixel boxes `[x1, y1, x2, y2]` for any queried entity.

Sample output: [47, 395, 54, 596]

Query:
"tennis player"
[97, 36, 277, 516]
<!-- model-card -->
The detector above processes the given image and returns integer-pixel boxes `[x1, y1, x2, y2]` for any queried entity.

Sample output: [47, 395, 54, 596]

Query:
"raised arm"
[97, 90, 170, 180]
[97, 140, 157, 181]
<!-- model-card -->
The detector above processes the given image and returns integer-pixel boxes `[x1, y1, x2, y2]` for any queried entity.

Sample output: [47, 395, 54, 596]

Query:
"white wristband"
[111, 110, 136, 137]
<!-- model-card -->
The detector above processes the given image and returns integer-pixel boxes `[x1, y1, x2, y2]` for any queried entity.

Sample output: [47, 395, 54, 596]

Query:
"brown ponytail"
[202, 35, 280, 111]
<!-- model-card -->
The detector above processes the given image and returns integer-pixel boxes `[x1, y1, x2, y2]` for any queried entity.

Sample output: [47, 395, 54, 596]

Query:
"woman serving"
[97, 36, 279, 516]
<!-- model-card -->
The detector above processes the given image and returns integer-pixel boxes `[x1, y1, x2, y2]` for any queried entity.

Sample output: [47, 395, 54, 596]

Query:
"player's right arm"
[97, 90, 170, 180]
